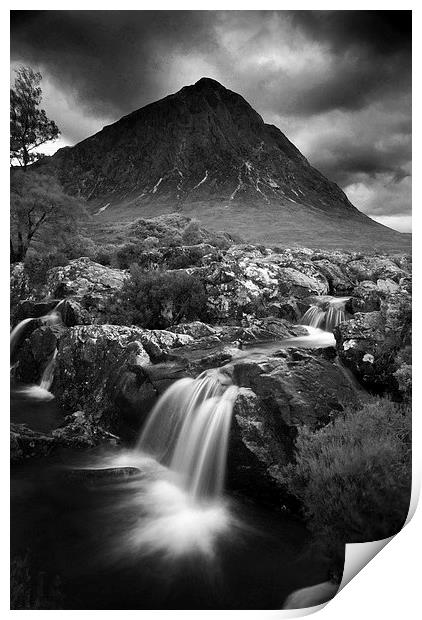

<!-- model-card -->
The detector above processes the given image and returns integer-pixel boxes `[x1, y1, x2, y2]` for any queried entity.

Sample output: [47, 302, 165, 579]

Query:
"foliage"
[10, 170, 86, 262]
[10, 66, 59, 169]
[281, 400, 411, 567]
[181, 219, 203, 245]
[109, 265, 208, 328]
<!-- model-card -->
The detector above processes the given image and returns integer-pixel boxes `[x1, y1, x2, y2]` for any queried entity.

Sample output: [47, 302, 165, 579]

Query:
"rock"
[45, 257, 127, 322]
[346, 281, 383, 313]
[12, 299, 61, 325]
[223, 349, 360, 503]
[10, 412, 119, 463]
[228, 349, 359, 430]
[167, 335, 239, 375]
[311, 259, 354, 294]
[11, 424, 55, 462]
[200, 246, 329, 321]
[335, 292, 411, 394]
[228, 388, 293, 505]
[51, 411, 119, 448]
[14, 324, 66, 384]
[345, 256, 406, 283]
[53, 324, 193, 434]
[170, 321, 217, 339]
[58, 298, 92, 326]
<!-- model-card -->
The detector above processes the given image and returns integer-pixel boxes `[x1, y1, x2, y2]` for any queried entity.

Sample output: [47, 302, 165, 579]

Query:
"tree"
[10, 170, 85, 262]
[10, 66, 59, 169]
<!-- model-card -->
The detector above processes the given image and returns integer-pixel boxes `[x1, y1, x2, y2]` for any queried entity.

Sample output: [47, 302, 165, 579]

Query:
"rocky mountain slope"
[38, 78, 410, 251]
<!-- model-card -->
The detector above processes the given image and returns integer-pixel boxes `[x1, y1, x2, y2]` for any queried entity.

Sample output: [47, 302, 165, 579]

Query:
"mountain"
[39, 77, 410, 251]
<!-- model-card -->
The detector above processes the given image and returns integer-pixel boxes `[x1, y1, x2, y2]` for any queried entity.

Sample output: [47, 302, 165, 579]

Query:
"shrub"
[281, 399, 411, 569]
[24, 251, 68, 292]
[181, 219, 203, 245]
[109, 265, 208, 328]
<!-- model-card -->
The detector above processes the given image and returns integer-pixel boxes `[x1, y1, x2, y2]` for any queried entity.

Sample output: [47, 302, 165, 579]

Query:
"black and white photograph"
[9, 8, 412, 611]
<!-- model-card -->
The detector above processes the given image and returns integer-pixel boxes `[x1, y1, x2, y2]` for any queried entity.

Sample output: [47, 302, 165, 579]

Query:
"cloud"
[10, 10, 411, 231]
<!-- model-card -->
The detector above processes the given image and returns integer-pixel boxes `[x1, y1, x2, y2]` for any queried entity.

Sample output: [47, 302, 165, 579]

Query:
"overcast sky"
[11, 10, 412, 232]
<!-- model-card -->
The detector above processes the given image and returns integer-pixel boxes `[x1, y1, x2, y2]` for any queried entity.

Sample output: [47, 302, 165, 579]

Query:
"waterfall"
[301, 296, 349, 332]
[10, 318, 34, 358]
[138, 370, 238, 501]
[10, 302, 63, 360]
[39, 349, 57, 391]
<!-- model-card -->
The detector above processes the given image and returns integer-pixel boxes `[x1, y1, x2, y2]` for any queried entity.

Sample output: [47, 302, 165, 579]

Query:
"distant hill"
[37, 77, 411, 252]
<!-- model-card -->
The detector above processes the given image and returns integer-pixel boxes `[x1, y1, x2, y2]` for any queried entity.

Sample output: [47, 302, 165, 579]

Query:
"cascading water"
[301, 296, 349, 331]
[138, 370, 238, 501]
[17, 349, 58, 401]
[10, 302, 63, 360]
[11, 301, 63, 400]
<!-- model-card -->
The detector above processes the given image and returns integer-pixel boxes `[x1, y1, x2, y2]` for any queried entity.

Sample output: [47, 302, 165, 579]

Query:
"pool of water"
[11, 445, 332, 610]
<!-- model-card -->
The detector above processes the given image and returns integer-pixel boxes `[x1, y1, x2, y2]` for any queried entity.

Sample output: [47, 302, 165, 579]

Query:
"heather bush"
[181, 219, 203, 245]
[109, 265, 208, 328]
[281, 399, 411, 567]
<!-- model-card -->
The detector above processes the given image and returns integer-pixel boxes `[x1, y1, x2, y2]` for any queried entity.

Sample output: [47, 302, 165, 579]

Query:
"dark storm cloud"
[11, 10, 219, 117]
[10, 10, 412, 230]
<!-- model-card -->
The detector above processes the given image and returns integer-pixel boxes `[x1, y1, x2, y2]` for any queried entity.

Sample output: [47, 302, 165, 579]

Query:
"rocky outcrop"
[11, 412, 118, 464]
[198, 245, 329, 321]
[226, 348, 361, 502]
[335, 292, 411, 395]
[45, 257, 127, 323]
[14, 324, 66, 384]
[52, 324, 193, 434]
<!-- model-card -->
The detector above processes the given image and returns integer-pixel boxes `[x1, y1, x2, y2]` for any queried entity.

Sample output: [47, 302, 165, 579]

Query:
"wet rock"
[14, 324, 66, 384]
[10, 412, 119, 464]
[11, 424, 55, 463]
[53, 325, 193, 433]
[226, 348, 360, 505]
[227, 349, 359, 431]
[58, 298, 92, 326]
[335, 292, 411, 394]
[12, 299, 61, 326]
[312, 259, 354, 294]
[228, 388, 292, 505]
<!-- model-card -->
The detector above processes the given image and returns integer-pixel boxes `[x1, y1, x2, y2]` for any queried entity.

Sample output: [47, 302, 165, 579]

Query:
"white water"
[10, 302, 63, 359]
[16, 350, 57, 401]
[11, 301, 63, 400]
[138, 369, 237, 501]
[10, 318, 34, 358]
[301, 296, 349, 332]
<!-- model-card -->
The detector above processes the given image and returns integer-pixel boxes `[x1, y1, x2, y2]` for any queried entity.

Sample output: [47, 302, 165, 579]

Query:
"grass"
[85, 197, 411, 253]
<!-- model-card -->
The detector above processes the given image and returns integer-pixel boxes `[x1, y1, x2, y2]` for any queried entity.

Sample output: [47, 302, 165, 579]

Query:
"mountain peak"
[193, 77, 226, 91]
[36, 78, 408, 250]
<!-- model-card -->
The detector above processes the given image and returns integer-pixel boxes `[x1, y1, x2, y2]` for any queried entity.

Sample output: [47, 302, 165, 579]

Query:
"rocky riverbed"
[11, 241, 411, 503]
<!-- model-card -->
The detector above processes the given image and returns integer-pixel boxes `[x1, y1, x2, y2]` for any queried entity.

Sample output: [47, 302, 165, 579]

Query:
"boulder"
[224, 349, 360, 503]
[311, 259, 354, 294]
[14, 324, 66, 384]
[52, 324, 193, 434]
[227, 349, 359, 430]
[335, 292, 411, 394]
[345, 256, 406, 283]
[12, 299, 61, 325]
[11, 412, 118, 464]
[45, 257, 127, 322]
[200, 246, 329, 321]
